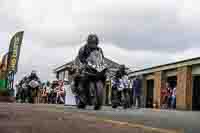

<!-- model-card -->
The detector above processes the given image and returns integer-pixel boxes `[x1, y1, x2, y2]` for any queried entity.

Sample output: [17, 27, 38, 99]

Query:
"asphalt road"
[0, 103, 198, 133]
[63, 106, 199, 133]
[62, 106, 199, 133]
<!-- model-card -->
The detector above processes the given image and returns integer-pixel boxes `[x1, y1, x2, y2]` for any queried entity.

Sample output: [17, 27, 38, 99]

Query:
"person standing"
[56, 80, 65, 104]
[166, 82, 172, 109]
[65, 80, 76, 106]
[120, 72, 131, 108]
[161, 85, 168, 109]
[171, 86, 176, 109]
[133, 76, 142, 108]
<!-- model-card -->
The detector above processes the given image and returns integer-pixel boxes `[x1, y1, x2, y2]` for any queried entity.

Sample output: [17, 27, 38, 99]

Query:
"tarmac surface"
[0, 103, 198, 133]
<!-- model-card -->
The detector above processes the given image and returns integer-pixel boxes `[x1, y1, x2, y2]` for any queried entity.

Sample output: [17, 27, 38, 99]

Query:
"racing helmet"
[87, 34, 99, 47]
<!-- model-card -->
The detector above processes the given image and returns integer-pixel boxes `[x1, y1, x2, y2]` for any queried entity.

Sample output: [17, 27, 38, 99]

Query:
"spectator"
[161, 85, 168, 109]
[171, 86, 176, 109]
[41, 81, 51, 103]
[56, 80, 65, 104]
[133, 76, 142, 108]
[166, 82, 173, 109]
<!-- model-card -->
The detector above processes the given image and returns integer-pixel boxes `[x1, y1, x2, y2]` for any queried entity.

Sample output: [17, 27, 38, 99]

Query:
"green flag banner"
[0, 79, 7, 91]
[7, 31, 24, 73]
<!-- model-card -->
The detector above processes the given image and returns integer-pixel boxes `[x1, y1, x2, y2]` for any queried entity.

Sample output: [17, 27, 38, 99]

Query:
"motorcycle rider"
[27, 70, 41, 103]
[18, 75, 29, 103]
[27, 70, 41, 83]
[116, 65, 127, 78]
[75, 34, 104, 67]
[73, 34, 105, 105]
[15, 81, 20, 102]
[112, 64, 130, 108]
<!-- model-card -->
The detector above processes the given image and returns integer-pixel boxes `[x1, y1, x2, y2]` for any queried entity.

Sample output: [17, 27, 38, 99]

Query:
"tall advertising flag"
[7, 31, 24, 73]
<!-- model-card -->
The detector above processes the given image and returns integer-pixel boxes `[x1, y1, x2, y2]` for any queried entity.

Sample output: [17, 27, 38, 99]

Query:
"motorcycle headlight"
[88, 62, 92, 66]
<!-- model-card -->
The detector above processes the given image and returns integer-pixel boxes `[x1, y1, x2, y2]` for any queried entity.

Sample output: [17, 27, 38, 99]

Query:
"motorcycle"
[75, 63, 107, 110]
[20, 81, 29, 103]
[27, 79, 40, 103]
[74, 50, 108, 110]
[16, 79, 28, 103]
[111, 78, 131, 109]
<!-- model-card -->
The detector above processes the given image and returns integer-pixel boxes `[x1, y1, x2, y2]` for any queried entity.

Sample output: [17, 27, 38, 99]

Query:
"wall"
[134, 66, 194, 110]
[142, 76, 147, 108]
[192, 65, 200, 75]
[154, 71, 166, 108]
[177, 66, 192, 110]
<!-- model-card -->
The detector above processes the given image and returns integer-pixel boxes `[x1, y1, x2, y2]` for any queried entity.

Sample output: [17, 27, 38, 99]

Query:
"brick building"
[129, 57, 200, 110]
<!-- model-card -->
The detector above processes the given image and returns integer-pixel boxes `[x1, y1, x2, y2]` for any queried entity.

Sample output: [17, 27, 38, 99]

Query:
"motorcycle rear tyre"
[112, 104, 118, 108]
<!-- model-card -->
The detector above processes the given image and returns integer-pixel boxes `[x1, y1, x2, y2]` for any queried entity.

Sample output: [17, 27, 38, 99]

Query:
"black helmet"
[23, 76, 28, 81]
[87, 34, 99, 46]
[120, 64, 125, 70]
[31, 70, 37, 76]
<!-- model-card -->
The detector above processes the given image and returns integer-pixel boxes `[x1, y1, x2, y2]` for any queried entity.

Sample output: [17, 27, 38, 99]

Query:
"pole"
[6, 70, 15, 96]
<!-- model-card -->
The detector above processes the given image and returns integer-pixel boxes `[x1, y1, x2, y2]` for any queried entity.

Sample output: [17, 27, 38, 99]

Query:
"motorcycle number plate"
[118, 87, 123, 91]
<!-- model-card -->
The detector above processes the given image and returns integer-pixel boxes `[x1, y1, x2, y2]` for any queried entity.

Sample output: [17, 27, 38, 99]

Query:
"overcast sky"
[1, 0, 200, 81]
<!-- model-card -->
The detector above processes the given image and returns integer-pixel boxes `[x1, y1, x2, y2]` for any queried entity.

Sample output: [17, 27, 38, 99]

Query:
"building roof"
[54, 57, 122, 73]
[129, 56, 200, 77]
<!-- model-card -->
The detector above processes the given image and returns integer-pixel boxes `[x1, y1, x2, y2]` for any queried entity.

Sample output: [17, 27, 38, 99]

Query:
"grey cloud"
[0, 0, 198, 53]
[1, 0, 200, 81]
[74, 8, 188, 52]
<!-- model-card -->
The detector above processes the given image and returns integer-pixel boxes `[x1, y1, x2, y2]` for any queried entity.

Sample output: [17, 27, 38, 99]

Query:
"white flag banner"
[64, 84, 76, 105]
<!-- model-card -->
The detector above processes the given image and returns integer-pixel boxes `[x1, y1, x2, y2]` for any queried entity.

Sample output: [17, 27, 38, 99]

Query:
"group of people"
[15, 34, 177, 110]
[41, 80, 65, 104]
[16, 69, 65, 104]
[111, 65, 142, 109]
[16, 75, 66, 104]
[161, 82, 176, 109]
[15, 34, 143, 109]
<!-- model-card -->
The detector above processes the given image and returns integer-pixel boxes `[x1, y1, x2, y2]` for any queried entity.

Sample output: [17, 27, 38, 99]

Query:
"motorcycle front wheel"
[122, 91, 130, 109]
[93, 81, 104, 110]
[111, 89, 119, 109]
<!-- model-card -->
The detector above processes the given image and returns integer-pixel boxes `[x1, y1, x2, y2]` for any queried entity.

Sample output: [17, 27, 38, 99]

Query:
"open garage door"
[193, 76, 200, 110]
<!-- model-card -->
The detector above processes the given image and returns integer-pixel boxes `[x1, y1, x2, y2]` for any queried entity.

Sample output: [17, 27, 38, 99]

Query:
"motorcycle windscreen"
[86, 50, 104, 67]
[29, 80, 40, 88]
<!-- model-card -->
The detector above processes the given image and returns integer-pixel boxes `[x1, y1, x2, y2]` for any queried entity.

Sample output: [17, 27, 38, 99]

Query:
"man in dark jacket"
[133, 76, 142, 108]
[27, 70, 41, 103]
[115, 65, 126, 79]
[113, 65, 129, 106]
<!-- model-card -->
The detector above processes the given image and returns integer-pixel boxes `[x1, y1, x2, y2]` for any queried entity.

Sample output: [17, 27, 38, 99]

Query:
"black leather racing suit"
[73, 44, 104, 100]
